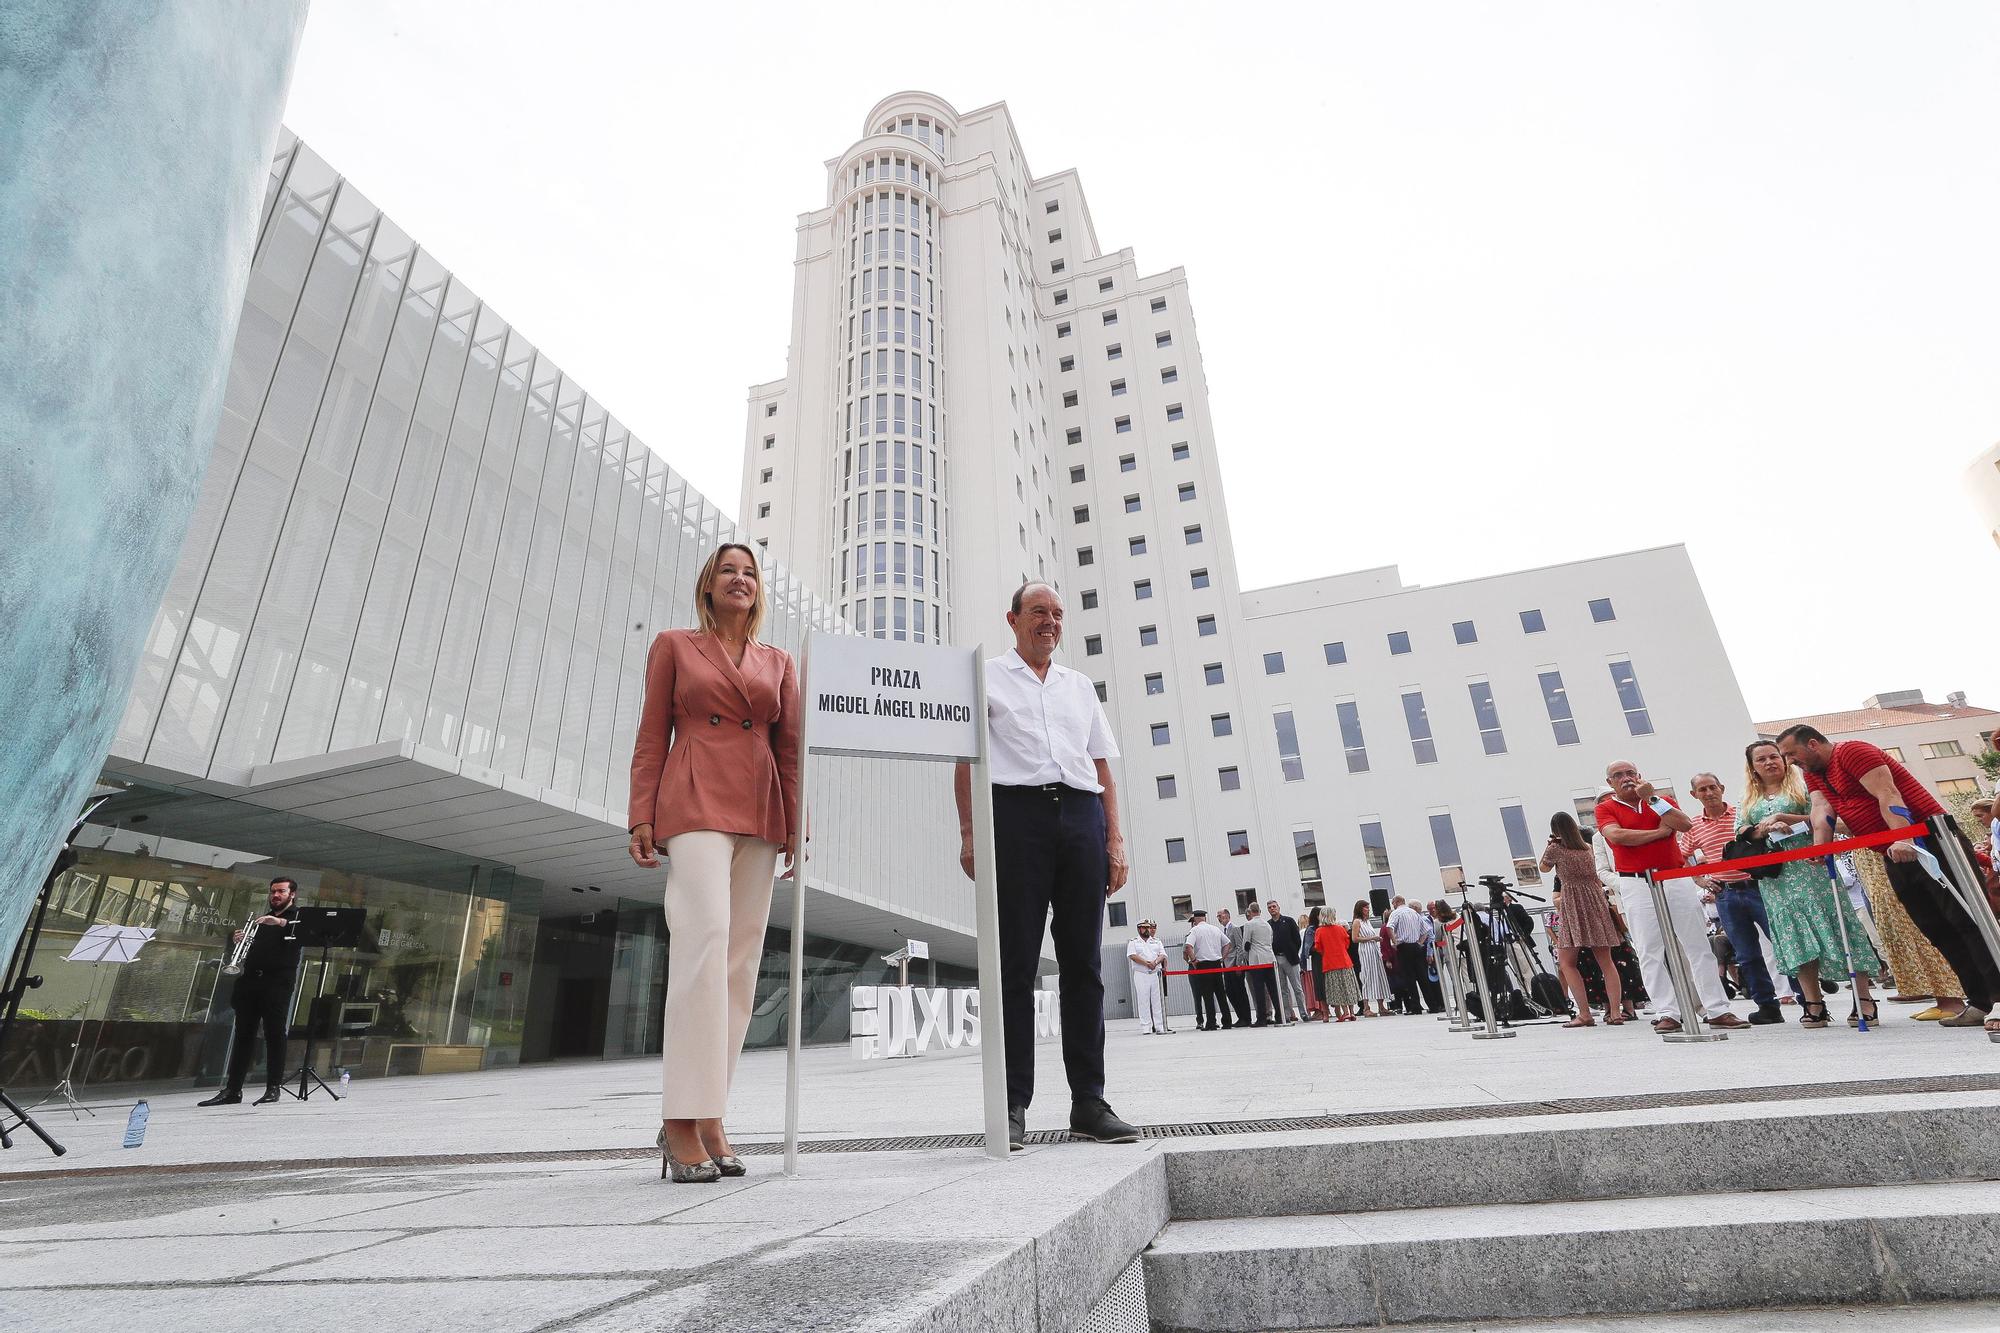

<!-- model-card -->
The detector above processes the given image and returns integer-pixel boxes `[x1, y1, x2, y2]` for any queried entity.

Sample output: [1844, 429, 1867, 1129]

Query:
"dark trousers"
[993, 784, 1107, 1110]
[1889, 821, 2000, 1011]
[223, 969, 293, 1093]
[1222, 967, 1252, 1025]
[1395, 942, 1443, 1012]
[1713, 886, 1779, 1006]
[1246, 965, 1279, 1022]
[1191, 959, 1227, 1027]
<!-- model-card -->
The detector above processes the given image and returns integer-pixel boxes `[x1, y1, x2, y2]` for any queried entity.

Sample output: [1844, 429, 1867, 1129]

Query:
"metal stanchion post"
[1462, 906, 1514, 1041]
[1646, 871, 1726, 1043]
[1443, 922, 1474, 1033]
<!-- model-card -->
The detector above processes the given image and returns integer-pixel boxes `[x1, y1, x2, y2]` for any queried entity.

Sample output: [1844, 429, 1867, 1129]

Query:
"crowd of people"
[1128, 731, 2000, 1041]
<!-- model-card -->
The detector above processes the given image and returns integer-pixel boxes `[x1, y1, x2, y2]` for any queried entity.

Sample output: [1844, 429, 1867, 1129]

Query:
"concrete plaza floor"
[4, 1005, 1999, 1330]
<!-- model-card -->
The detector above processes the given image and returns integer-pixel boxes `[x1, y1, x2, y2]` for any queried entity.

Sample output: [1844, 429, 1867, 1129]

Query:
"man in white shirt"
[1182, 909, 1228, 1031]
[956, 583, 1137, 1148]
[1126, 920, 1170, 1034]
[1385, 897, 1442, 1014]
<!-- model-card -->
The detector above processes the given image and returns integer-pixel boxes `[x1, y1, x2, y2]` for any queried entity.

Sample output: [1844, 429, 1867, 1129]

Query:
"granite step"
[1142, 1178, 2000, 1332]
[1385, 1300, 2000, 1332]
[1161, 1095, 2000, 1219]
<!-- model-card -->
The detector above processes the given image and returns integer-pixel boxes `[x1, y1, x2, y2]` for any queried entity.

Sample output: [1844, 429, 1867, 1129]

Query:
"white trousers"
[1618, 874, 1730, 1020]
[1131, 967, 1166, 1031]
[662, 830, 779, 1118]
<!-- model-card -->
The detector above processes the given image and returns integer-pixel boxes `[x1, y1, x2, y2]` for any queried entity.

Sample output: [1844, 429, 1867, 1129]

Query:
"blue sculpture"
[0, 1, 309, 959]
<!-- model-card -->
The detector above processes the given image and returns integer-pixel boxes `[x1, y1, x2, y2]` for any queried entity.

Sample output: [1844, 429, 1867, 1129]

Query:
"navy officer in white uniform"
[955, 582, 1139, 1149]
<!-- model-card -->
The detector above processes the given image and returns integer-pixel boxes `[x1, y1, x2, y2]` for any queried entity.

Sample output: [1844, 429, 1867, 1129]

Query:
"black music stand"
[0, 794, 112, 1156]
[286, 907, 364, 1103]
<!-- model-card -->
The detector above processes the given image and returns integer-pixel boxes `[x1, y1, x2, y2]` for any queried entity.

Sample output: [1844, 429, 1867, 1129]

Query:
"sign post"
[783, 632, 1004, 1173]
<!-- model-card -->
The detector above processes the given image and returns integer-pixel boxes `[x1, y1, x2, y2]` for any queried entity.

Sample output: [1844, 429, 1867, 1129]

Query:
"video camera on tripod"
[1455, 873, 1565, 1023]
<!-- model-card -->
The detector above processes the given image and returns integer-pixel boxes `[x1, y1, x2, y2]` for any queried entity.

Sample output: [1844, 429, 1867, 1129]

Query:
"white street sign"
[802, 633, 978, 762]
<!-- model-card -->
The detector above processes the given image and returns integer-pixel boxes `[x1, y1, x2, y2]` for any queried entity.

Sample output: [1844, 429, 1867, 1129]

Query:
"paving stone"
[259, 1222, 799, 1281]
[0, 1190, 456, 1241]
[0, 1229, 402, 1289]
[5, 1278, 648, 1333]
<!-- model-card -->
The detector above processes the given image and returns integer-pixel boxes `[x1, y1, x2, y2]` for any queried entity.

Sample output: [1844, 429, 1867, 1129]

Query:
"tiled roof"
[1754, 702, 1999, 736]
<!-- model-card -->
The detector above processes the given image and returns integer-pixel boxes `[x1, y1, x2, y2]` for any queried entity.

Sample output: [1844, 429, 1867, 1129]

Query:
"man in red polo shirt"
[1777, 725, 1999, 1030]
[1595, 759, 1748, 1032]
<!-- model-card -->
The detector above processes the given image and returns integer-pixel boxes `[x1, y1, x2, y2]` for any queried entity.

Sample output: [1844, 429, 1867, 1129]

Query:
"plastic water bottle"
[338, 1069, 351, 1096]
[123, 1099, 150, 1149]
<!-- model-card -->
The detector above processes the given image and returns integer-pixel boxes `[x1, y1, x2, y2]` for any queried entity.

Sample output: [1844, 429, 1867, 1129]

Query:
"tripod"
[38, 964, 106, 1120]
[285, 938, 341, 1103]
[0, 795, 110, 1156]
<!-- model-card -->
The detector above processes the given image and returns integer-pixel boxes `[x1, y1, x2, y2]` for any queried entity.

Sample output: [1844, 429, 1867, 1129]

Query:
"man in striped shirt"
[1679, 773, 1786, 1025]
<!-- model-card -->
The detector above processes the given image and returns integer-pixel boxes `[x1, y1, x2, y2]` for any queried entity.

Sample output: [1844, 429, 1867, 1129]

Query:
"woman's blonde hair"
[1742, 740, 1806, 813]
[693, 542, 767, 641]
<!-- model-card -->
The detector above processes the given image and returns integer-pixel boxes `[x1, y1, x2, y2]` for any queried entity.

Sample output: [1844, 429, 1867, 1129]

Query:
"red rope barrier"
[1161, 962, 1278, 976]
[1650, 823, 1924, 883]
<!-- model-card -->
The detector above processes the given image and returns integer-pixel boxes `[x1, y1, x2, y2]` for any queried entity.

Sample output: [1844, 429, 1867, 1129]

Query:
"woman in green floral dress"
[1739, 741, 1882, 1029]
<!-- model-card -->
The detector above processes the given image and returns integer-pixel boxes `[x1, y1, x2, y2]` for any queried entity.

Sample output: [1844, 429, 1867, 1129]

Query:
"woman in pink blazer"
[628, 543, 800, 1182]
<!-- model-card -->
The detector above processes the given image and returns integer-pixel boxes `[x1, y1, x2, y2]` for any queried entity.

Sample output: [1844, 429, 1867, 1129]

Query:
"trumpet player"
[198, 877, 303, 1107]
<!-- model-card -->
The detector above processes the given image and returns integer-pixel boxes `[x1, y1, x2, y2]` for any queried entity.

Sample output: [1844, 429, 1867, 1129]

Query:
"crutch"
[1822, 816, 1868, 1032]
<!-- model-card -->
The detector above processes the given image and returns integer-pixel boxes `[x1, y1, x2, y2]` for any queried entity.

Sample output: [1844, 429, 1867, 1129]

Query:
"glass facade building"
[3, 133, 975, 1098]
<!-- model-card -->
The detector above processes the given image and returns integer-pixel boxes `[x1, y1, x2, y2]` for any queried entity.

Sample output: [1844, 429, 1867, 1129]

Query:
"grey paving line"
[7, 1070, 1999, 1183]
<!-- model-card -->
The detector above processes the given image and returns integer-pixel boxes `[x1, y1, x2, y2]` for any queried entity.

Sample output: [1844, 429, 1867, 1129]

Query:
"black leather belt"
[997, 782, 1074, 795]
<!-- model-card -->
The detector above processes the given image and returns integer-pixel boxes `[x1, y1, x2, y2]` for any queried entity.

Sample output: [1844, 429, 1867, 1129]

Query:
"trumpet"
[221, 910, 261, 976]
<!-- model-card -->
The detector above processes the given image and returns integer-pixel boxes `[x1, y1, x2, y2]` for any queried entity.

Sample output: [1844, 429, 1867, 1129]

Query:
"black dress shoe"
[253, 1087, 283, 1105]
[1070, 1097, 1140, 1144]
[197, 1090, 241, 1107]
[1007, 1105, 1026, 1152]
[1748, 1003, 1786, 1026]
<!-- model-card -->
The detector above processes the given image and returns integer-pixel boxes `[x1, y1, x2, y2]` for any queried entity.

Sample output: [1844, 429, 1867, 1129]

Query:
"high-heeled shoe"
[658, 1125, 721, 1182]
[710, 1153, 746, 1177]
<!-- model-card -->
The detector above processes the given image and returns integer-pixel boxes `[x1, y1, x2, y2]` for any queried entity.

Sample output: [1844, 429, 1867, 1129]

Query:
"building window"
[1500, 803, 1541, 885]
[1119, 454, 1137, 472]
[1166, 403, 1185, 422]
[1166, 838, 1187, 864]
[1401, 690, 1436, 764]
[1940, 777, 1980, 794]
[1094, 682, 1108, 703]
[1178, 482, 1196, 502]
[1204, 662, 1225, 686]
[1139, 624, 1158, 646]
[1337, 700, 1369, 773]
[1211, 713, 1232, 737]
[1099, 277, 1115, 293]
[1520, 608, 1545, 634]
[1924, 740, 1965, 759]
[1056, 321, 1071, 338]
[1589, 597, 1616, 623]
[1067, 427, 1083, 445]
[1151, 296, 1168, 312]
[1124, 493, 1141, 513]
[1538, 670, 1580, 746]
[1060, 355, 1075, 372]
[1055, 289, 1069, 306]
[1080, 589, 1098, 610]
[1048, 228, 1063, 243]
[1156, 774, 1177, 799]
[1084, 634, 1103, 656]
[1073, 505, 1090, 524]
[756, 502, 770, 518]
[1156, 331, 1172, 348]
[1293, 828, 1324, 907]
[1453, 620, 1477, 645]
[765, 403, 778, 417]
[1324, 641, 1347, 665]
[1429, 812, 1463, 890]
[1077, 545, 1094, 566]
[1129, 536, 1148, 556]
[763, 434, 776, 449]
[1883, 746, 1905, 762]
[1227, 830, 1250, 857]
[1220, 765, 1242, 791]
[1609, 659, 1653, 735]
[1196, 614, 1216, 636]
[1115, 416, 1132, 433]
[1468, 681, 1507, 754]
[1103, 310, 1118, 325]
[1110, 378, 1127, 396]
[1050, 258, 1066, 275]
[1260, 651, 1285, 675]
[1151, 722, 1171, 746]
[1063, 390, 1079, 408]
[1069, 465, 1086, 483]
[1046, 199, 1060, 214]
[1190, 567, 1210, 589]
[1106, 901, 1128, 928]
[1184, 524, 1204, 544]
[1144, 671, 1164, 696]
[1106, 343, 1123, 361]
[1388, 630, 1411, 655]
[1161, 366, 1178, 384]
[1172, 442, 1191, 461]
[1170, 894, 1191, 921]
[760, 468, 773, 483]
[1274, 709, 1304, 781]
[1359, 821, 1393, 898]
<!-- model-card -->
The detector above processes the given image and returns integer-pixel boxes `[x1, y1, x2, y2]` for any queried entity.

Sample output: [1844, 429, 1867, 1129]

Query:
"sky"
[282, 1, 2000, 723]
